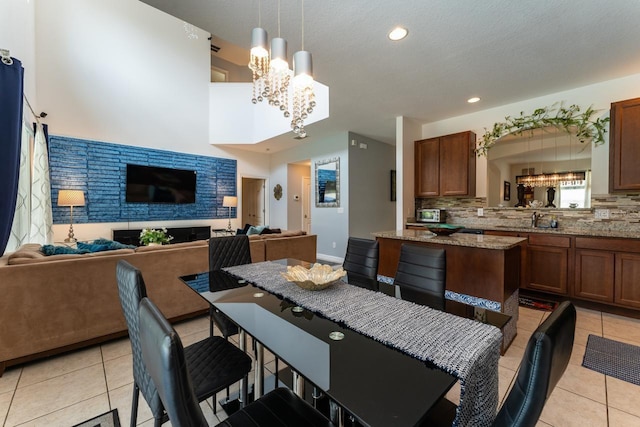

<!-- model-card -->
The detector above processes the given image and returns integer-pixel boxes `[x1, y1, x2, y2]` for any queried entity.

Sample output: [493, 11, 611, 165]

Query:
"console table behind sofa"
[113, 226, 211, 246]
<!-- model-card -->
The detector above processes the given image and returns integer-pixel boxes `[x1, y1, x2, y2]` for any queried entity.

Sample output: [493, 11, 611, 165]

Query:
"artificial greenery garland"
[476, 103, 610, 157]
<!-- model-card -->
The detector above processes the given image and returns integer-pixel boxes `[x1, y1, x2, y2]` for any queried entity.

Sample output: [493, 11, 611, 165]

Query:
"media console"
[113, 226, 211, 246]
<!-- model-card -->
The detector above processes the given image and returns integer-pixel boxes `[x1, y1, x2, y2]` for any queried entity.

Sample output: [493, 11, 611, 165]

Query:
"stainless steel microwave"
[416, 208, 445, 223]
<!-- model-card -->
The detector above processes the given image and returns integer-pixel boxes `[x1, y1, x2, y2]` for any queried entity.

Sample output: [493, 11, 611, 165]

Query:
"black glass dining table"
[179, 259, 507, 427]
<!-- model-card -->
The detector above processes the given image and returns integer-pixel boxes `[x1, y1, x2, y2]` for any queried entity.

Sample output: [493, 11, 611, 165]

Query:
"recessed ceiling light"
[388, 27, 408, 41]
[467, 97, 481, 103]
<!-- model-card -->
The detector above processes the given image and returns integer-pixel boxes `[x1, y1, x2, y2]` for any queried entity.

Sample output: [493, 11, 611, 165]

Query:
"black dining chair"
[116, 260, 252, 426]
[138, 296, 335, 427]
[424, 301, 576, 427]
[342, 237, 379, 291]
[393, 244, 446, 311]
[208, 235, 252, 338]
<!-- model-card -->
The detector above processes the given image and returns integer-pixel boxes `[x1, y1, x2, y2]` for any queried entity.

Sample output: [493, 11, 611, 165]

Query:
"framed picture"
[503, 181, 511, 201]
[315, 157, 340, 207]
[390, 170, 396, 201]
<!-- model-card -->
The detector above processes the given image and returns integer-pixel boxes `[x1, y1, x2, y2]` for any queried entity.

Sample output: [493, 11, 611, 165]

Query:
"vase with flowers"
[139, 228, 173, 246]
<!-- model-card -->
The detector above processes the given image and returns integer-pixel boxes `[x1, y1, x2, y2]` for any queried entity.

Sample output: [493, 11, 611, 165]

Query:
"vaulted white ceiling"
[140, 0, 640, 152]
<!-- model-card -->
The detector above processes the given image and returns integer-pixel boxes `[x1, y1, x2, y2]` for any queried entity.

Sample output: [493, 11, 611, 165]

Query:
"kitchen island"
[373, 229, 527, 351]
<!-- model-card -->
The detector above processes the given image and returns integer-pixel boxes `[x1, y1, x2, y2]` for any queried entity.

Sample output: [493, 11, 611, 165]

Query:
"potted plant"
[139, 228, 173, 246]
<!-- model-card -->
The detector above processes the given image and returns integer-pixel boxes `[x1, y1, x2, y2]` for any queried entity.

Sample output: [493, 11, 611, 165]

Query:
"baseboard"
[316, 253, 344, 264]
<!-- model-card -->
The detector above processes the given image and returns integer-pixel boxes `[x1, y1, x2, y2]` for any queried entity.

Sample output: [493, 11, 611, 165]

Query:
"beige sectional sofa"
[0, 231, 316, 375]
[0, 241, 209, 376]
[248, 230, 317, 263]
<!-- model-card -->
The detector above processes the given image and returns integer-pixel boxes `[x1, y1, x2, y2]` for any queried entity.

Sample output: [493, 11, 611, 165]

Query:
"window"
[558, 171, 591, 208]
[211, 66, 228, 83]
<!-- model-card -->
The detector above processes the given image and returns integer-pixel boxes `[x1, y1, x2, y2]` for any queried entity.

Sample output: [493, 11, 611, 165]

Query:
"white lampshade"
[249, 27, 269, 76]
[293, 50, 313, 82]
[58, 190, 85, 207]
[223, 196, 238, 208]
[270, 37, 288, 70]
[250, 27, 268, 54]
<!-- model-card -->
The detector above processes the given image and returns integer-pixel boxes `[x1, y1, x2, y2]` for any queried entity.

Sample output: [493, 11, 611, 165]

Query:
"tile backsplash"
[415, 194, 640, 235]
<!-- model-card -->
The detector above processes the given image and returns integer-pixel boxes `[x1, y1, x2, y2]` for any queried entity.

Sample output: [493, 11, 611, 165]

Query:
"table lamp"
[58, 190, 85, 242]
[222, 196, 237, 232]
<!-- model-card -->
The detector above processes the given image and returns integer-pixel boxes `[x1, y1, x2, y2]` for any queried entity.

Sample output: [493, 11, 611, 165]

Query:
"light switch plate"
[477, 208, 484, 217]
[595, 208, 610, 220]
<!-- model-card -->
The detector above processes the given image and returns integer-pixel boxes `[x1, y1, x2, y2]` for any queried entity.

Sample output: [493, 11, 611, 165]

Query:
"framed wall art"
[315, 157, 340, 207]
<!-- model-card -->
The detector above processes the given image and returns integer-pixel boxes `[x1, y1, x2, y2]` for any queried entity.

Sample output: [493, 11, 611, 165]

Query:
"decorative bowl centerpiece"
[426, 224, 465, 236]
[281, 264, 346, 291]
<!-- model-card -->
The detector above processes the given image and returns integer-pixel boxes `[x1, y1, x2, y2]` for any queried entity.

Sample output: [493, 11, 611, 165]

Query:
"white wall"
[348, 132, 395, 239]
[397, 116, 421, 226]
[36, 0, 211, 154]
[270, 132, 349, 260]
[1, 0, 37, 115]
[421, 73, 640, 198]
[31, 0, 271, 241]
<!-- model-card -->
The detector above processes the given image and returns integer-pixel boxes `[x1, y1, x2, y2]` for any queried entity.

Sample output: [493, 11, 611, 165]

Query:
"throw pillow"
[41, 245, 89, 255]
[236, 223, 253, 235]
[247, 225, 269, 235]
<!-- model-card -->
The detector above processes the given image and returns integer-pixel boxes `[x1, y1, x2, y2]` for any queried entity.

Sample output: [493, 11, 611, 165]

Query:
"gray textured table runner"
[225, 261, 502, 427]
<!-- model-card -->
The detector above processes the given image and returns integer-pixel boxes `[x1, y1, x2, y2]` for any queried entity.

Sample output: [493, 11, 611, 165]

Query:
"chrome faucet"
[531, 212, 544, 228]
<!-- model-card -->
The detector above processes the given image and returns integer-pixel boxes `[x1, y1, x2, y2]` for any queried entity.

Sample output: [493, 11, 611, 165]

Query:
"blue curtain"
[0, 57, 24, 255]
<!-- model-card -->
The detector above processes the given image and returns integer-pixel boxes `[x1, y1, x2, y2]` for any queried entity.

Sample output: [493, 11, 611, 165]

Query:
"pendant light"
[266, 0, 292, 116]
[248, 0, 318, 137]
[249, 1, 269, 104]
[291, 0, 316, 138]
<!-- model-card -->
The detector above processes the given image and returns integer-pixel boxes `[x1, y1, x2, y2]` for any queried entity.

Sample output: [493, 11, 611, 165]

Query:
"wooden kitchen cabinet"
[415, 131, 476, 197]
[527, 234, 571, 295]
[575, 237, 640, 308]
[485, 231, 571, 294]
[574, 249, 614, 302]
[610, 97, 640, 192]
[615, 253, 640, 308]
[459, 230, 640, 311]
[415, 137, 439, 196]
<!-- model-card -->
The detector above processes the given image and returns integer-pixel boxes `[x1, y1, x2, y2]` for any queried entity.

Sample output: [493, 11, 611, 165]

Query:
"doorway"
[242, 177, 266, 226]
[302, 176, 311, 233]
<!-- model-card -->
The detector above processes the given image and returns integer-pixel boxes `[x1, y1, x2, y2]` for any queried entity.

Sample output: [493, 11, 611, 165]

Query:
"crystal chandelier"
[249, 26, 269, 104]
[290, 0, 315, 137]
[248, 0, 316, 137]
[292, 50, 315, 137]
[516, 171, 586, 188]
[266, 37, 291, 117]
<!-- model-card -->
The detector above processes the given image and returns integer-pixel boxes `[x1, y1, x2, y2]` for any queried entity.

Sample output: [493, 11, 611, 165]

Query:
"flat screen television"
[126, 164, 196, 204]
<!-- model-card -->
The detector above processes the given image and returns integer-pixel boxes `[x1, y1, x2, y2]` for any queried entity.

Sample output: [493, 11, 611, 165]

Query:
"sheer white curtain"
[5, 122, 33, 252]
[29, 123, 53, 244]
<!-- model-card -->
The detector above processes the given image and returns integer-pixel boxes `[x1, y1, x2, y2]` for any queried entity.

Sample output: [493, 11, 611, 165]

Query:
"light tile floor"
[1, 306, 639, 426]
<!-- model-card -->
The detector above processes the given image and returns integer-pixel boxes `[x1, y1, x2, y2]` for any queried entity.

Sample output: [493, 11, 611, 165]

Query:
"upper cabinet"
[610, 97, 640, 192]
[415, 131, 476, 197]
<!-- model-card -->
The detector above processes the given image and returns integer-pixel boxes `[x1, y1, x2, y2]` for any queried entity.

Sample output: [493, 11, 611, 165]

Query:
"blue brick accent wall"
[49, 136, 236, 224]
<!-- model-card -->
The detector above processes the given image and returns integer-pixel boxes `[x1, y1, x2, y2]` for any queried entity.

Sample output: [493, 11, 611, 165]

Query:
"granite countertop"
[372, 230, 526, 250]
[405, 222, 640, 239]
